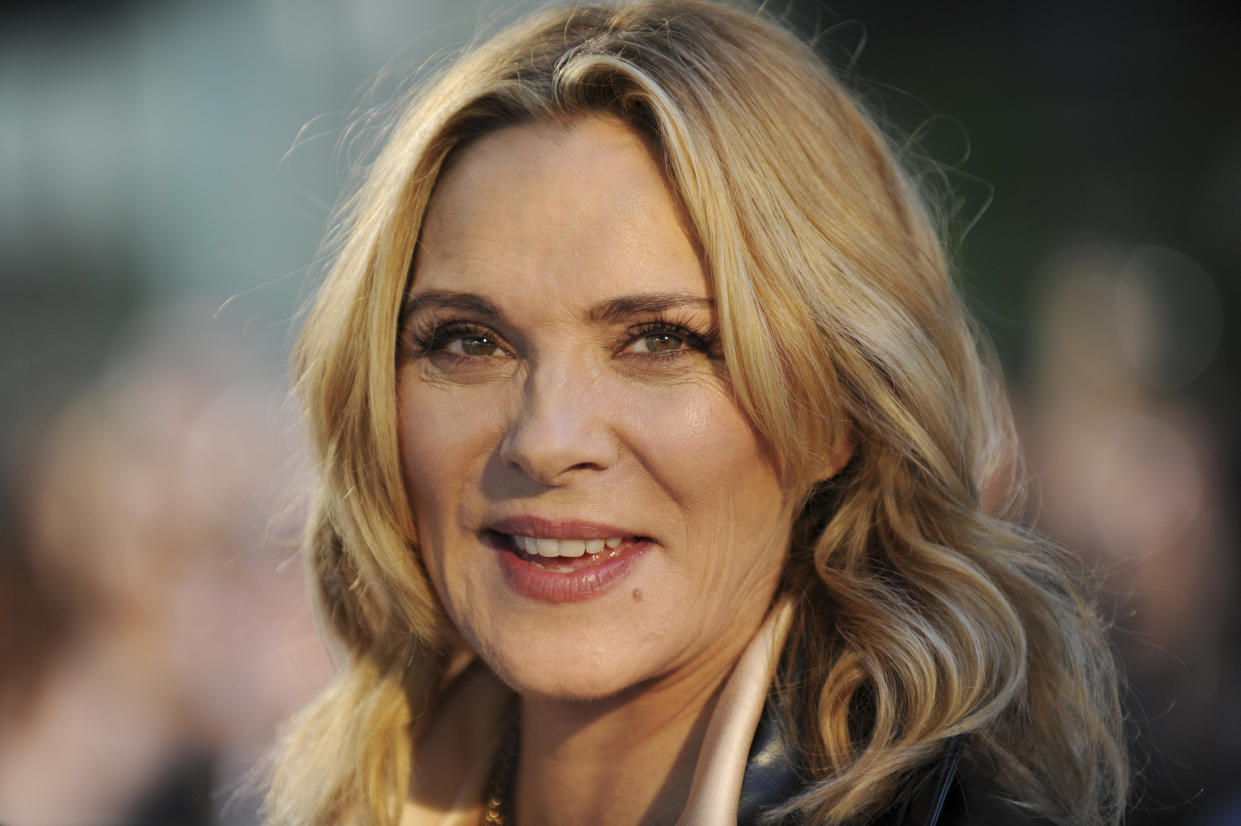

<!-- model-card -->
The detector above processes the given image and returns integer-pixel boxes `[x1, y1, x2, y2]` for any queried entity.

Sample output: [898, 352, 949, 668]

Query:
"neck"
[513, 668, 729, 826]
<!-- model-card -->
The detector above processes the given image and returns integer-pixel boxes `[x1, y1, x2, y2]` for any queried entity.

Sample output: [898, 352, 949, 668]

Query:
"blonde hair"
[269, 2, 1127, 823]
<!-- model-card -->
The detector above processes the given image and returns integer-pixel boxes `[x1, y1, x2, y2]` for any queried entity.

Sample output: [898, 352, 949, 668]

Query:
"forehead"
[412, 117, 707, 303]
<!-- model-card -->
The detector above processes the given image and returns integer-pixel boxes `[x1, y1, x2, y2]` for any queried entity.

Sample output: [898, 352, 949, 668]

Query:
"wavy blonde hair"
[268, 1, 1127, 823]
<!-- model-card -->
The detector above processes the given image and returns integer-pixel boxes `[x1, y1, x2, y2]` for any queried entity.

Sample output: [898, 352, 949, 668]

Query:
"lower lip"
[489, 535, 649, 603]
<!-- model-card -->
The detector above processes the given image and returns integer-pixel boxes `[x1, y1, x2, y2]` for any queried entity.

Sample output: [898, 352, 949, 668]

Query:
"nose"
[500, 360, 618, 485]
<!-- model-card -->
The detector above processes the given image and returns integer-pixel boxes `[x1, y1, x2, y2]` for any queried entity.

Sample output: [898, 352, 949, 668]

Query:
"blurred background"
[1, 0, 1237, 823]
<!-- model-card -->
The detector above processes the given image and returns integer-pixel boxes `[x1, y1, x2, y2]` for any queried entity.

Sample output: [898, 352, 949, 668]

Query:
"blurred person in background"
[1021, 242, 1241, 825]
[0, 307, 331, 826]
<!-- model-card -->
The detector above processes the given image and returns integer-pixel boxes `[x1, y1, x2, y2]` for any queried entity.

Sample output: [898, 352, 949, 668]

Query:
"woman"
[267, 1, 1127, 824]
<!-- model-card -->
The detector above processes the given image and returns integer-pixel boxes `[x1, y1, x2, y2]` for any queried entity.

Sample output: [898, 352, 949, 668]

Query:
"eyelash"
[405, 319, 509, 359]
[403, 315, 720, 362]
[621, 319, 719, 358]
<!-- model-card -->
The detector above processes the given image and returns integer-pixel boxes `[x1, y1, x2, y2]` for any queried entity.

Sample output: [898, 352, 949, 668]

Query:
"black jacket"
[738, 697, 1051, 826]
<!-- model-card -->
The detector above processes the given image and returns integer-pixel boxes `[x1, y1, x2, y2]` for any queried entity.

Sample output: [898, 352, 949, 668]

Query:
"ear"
[818, 423, 854, 482]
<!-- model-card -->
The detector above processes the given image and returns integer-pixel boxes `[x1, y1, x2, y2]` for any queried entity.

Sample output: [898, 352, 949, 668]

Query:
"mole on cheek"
[632, 588, 643, 602]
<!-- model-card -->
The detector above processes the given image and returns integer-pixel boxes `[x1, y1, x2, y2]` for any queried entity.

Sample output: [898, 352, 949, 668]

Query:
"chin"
[480, 638, 650, 704]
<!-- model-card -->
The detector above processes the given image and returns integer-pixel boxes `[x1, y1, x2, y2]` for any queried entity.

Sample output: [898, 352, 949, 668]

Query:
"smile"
[498, 531, 646, 570]
[484, 520, 651, 602]
[510, 535, 623, 558]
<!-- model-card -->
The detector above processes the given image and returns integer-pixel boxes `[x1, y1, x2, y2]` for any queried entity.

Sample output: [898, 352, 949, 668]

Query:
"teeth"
[512, 535, 625, 558]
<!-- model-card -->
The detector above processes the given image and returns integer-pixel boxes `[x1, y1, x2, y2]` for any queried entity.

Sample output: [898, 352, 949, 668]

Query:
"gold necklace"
[481, 717, 520, 826]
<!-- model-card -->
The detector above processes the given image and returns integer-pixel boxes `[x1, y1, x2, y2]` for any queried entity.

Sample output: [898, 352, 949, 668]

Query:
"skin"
[397, 117, 834, 824]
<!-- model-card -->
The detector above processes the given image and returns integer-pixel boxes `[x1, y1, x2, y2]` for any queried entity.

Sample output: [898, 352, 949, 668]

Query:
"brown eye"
[454, 335, 502, 357]
[405, 318, 516, 367]
[623, 328, 690, 355]
[637, 332, 683, 353]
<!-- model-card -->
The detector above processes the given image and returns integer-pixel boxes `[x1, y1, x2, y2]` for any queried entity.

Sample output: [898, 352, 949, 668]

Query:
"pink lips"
[486, 516, 650, 603]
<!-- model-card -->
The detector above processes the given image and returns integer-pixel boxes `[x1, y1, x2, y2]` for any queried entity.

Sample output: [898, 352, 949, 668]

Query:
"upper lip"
[488, 515, 644, 541]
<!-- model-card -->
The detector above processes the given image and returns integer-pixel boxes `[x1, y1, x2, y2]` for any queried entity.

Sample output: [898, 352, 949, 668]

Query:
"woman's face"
[397, 118, 795, 702]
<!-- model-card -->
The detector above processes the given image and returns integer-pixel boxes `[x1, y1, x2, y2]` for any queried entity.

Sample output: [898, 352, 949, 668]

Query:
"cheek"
[623, 381, 791, 580]
[396, 377, 508, 636]
[396, 377, 497, 544]
[625, 380, 786, 514]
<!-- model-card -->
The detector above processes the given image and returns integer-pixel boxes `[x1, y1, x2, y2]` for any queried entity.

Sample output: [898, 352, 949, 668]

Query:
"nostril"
[499, 391, 619, 484]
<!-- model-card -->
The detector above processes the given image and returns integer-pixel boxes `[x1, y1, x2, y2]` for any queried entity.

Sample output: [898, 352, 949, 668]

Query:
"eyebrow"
[402, 290, 506, 320]
[402, 290, 714, 324]
[587, 293, 715, 323]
